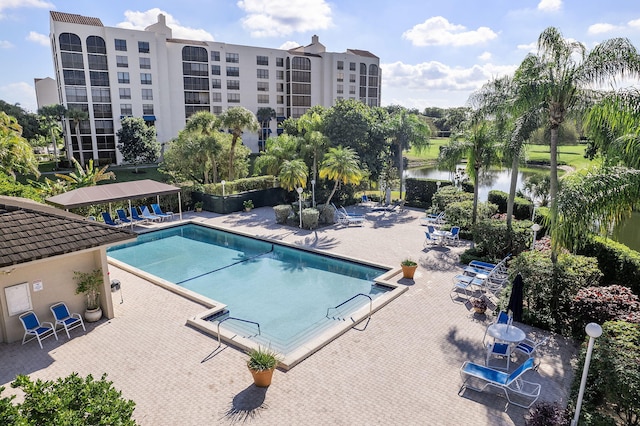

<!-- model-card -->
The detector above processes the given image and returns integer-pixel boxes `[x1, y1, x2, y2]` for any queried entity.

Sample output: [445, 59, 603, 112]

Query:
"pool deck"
[0, 206, 577, 425]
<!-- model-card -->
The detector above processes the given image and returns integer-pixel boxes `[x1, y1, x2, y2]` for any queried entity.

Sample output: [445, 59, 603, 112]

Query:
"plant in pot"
[194, 201, 203, 212]
[246, 346, 281, 387]
[74, 268, 104, 322]
[471, 297, 488, 314]
[243, 199, 254, 212]
[401, 258, 418, 279]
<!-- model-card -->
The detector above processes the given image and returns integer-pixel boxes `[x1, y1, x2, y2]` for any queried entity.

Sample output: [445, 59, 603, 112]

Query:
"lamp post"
[531, 223, 541, 250]
[296, 187, 303, 228]
[571, 322, 603, 426]
[221, 180, 226, 213]
[311, 179, 316, 208]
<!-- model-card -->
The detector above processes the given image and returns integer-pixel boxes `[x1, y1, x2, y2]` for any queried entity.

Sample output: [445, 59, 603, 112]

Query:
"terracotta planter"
[473, 307, 487, 314]
[249, 367, 275, 387]
[84, 307, 102, 322]
[401, 264, 418, 279]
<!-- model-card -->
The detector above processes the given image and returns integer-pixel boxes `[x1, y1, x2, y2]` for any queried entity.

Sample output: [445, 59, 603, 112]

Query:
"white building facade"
[44, 11, 381, 165]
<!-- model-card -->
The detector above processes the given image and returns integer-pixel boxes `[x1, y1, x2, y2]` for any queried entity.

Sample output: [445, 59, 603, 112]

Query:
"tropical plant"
[256, 106, 276, 149]
[298, 108, 329, 196]
[66, 107, 89, 166]
[37, 104, 66, 170]
[0, 111, 40, 179]
[243, 199, 254, 210]
[116, 117, 160, 172]
[73, 268, 103, 310]
[254, 134, 300, 176]
[219, 106, 259, 180]
[246, 347, 280, 371]
[55, 158, 115, 189]
[319, 146, 363, 209]
[182, 111, 224, 184]
[401, 259, 417, 267]
[278, 159, 308, 191]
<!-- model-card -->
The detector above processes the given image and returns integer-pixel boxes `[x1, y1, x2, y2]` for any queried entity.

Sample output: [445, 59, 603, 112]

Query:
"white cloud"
[588, 23, 622, 35]
[116, 8, 214, 41]
[0, 0, 52, 12]
[537, 0, 561, 12]
[629, 19, 640, 29]
[0, 81, 37, 112]
[279, 41, 301, 50]
[0, 40, 14, 48]
[238, 0, 333, 37]
[478, 51, 492, 61]
[517, 42, 537, 53]
[402, 16, 497, 47]
[26, 31, 49, 46]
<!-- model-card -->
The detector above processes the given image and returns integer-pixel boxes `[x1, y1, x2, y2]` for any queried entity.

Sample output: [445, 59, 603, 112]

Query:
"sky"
[1, 0, 639, 113]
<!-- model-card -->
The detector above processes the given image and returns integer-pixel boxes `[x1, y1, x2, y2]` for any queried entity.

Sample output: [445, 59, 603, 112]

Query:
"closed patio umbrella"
[507, 273, 524, 322]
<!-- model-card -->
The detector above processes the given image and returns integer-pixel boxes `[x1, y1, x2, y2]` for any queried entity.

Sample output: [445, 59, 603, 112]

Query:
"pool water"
[108, 224, 390, 356]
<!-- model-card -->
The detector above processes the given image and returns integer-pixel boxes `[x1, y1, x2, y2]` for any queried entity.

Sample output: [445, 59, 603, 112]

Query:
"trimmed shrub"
[525, 402, 570, 426]
[473, 219, 533, 261]
[488, 190, 508, 213]
[273, 204, 291, 224]
[571, 285, 640, 339]
[301, 208, 319, 229]
[431, 186, 473, 212]
[202, 175, 277, 195]
[317, 204, 335, 224]
[513, 197, 533, 220]
[404, 178, 452, 209]
[445, 200, 497, 232]
[578, 235, 640, 293]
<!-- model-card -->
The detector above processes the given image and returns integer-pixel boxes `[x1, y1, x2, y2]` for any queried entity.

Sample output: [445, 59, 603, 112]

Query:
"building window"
[226, 52, 239, 63]
[65, 86, 87, 102]
[276, 57, 284, 67]
[212, 106, 223, 114]
[94, 120, 114, 134]
[337, 85, 343, 94]
[86, 36, 106, 54]
[93, 104, 112, 118]
[138, 41, 150, 53]
[117, 72, 130, 84]
[349, 85, 356, 95]
[257, 69, 269, 79]
[183, 77, 208, 90]
[256, 55, 269, 66]
[139, 57, 151, 69]
[182, 46, 208, 62]
[350, 62, 356, 71]
[277, 95, 284, 104]
[257, 81, 269, 91]
[142, 104, 154, 115]
[63, 69, 86, 85]
[184, 91, 210, 105]
[120, 104, 133, 115]
[226, 67, 239, 77]
[96, 135, 115, 150]
[292, 57, 311, 70]
[337, 61, 343, 70]
[349, 74, 356, 83]
[114, 39, 127, 51]
[291, 70, 311, 82]
[277, 107, 284, 115]
[88, 54, 108, 70]
[211, 51, 220, 61]
[90, 71, 109, 86]
[228, 93, 240, 103]
[116, 55, 128, 67]
[368, 87, 378, 98]
[59, 33, 82, 52]
[337, 72, 344, 82]
[276, 70, 284, 80]
[292, 83, 311, 94]
[211, 92, 222, 102]
[276, 83, 284, 92]
[61, 52, 84, 69]
[211, 65, 221, 75]
[91, 87, 110, 102]
[257, 94, 269, 104]
[212, 79, 221, 89]
[227, 80, 240, 90]
[140, 73, 152, 85]
[119, 88, 131, 99]
[182, 62, 208, 76]
[141, 88, 153, 100]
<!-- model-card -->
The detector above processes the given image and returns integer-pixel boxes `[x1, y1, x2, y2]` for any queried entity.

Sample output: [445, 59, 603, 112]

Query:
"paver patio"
[0, 206, 577, 425]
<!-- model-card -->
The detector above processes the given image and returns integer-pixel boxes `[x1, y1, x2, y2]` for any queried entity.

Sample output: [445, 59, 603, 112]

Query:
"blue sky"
[1, 0, 639, 113]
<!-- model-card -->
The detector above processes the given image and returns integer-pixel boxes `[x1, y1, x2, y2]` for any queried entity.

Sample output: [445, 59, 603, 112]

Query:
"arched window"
[369, 64, 378, 76]
[291, 57, 311, 71]
[182, 46, 208, 62]
[86, 36, 106, 54]
[360, 63, 367, 75]
[59, 33, 82, 52]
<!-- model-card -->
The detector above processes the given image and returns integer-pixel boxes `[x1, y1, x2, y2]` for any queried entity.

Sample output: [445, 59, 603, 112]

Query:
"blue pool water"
[108, 224, 389, 354]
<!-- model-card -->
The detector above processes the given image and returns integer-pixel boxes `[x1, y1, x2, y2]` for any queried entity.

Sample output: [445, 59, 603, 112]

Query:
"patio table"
[487, 323, 525, 344]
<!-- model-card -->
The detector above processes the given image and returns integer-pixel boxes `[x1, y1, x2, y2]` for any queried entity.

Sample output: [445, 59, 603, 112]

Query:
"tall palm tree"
[298, 109, 329, 198]
[66, 108, 89, 167]
[278, 159, 308, 191]
[38, 104, 67, 170]
[254, 134, 300, 176]
[220, 106, 259, 180]
[319, 146, 363, 209]
[438, 121, 501, 224]
[256, 107, 276, 151]
[513, 26, 640, 259]
[184, 111, 223, 184]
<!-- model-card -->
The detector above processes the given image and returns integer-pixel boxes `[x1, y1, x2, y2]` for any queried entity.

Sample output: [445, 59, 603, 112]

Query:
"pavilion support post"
[128, 200, 133, 229]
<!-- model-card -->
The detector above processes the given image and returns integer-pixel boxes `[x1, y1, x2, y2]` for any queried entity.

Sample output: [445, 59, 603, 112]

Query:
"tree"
[254, 134, 300, 176]
[116, 117, 160, 173]
[278, 159, 308, 191]
[0, 111, 39, 179]
[55, 158, 115, 189]
[0, 99, 41, 141]
[319, 146, 363, 209]
[256, 107, 276, 150]
[183, 111, 224, 183]
[513, 26, 640, 259]
[66, 108, 89, 166]
[219, 106, 259, 181]
[38, 104, 67, 170]
[297, 108, 329, 200]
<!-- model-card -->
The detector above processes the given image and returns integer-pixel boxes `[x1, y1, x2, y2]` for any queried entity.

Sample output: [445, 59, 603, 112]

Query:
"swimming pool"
[107, 224, 405, 368]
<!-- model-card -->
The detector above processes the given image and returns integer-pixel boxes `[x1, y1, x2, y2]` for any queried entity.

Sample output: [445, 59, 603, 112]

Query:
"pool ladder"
[326, 293, 372, 331]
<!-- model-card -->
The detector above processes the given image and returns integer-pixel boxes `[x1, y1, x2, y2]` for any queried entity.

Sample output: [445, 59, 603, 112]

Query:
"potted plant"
[401, 259, 418, 279]
[194, 201, 203, 212]
[243, 199, 254, 212]
[246, 346, 281, 387]
[74, 268, 104, 322]
[471, 297, 487, 314]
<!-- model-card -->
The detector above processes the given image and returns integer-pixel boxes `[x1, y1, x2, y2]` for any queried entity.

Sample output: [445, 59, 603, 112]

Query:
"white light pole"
[531, 223, 541, 250]
[311, 179, 316, 208]
[571, 322, 603, 426]
[296, 187, 304, 228]
[221, 180, 226, 197]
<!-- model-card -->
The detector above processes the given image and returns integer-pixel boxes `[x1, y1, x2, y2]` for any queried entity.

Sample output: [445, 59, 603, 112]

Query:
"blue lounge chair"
[19, 311, 58, 349]
[50, 302, 85, 339]
[129, 207, 148, 224]
[116, 209, 132, 225]
[459, 357, 541, 409]
[101, 212, 121, 227]
[151, 203, 173, 220]
[140, 206, 162, 222]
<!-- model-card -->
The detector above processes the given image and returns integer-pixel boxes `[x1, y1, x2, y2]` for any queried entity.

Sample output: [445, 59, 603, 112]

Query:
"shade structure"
[507, 273, 524, 322]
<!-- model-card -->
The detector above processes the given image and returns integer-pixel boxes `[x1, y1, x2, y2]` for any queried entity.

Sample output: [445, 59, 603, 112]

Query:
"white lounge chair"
[336, 211, 366, 227]
[420, 211, 445, 226]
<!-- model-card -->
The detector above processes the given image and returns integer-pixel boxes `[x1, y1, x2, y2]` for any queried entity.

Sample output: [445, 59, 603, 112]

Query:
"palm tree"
[256, 107, 276, 151]
[297, 109, 329, 201]
[319, 146, 363, 209]
[254, 134, 300, 176]
[513, 26, 640, 258]
[0, 111, 39, 178]
[184, 111, 223, 184]
[438, 121, 501, 224]
[67, 108, 89, 167]
[278, 159, 308, 191]
[38, 104, 67, 170]
[220, 106, 259, 180]
[55, 158, 115, 189]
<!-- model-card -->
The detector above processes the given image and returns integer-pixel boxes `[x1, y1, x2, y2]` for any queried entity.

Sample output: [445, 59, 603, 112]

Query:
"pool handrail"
[326, 293, 372, 331]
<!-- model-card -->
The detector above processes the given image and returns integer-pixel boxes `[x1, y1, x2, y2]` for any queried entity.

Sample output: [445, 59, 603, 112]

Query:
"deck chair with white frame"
[50, 302, 85, 339]
[19, 311, 58, 349]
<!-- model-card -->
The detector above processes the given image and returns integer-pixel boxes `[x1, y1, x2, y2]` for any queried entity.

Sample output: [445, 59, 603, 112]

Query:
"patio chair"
[101, 212, 122, 227]
[483, 311, 513, 344]
[459, 357, 541, 409]
[19, 311, 58, 349]
[129, 207, 148, 224]
[151, 203, 173, 220]
[140, 206, 162, 222]
[450, 274, 485, 301]
[116, 209, 132, 226]
[486, 341, 512, 371]
[423, 231, 437, 248]
[50, 302, 85, 339]
[420, 211, 445, 226]
[336, 211, 365, 227]
[514, 336, 549, 359]
[445, 226, 460, 246]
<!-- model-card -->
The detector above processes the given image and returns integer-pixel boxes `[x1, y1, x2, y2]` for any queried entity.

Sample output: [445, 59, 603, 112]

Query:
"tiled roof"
[50, 11, 103, 27]
[0, 197, 134, 268]
[346, 49, 379, 59]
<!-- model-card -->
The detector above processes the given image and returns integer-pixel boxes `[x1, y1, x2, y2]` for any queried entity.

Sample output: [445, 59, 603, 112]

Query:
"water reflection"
[612, 211, 640, 252]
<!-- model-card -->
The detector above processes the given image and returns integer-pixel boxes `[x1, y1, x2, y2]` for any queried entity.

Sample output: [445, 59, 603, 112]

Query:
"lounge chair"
[19, 311, 58, 349]
[336, 211, 365, 227]
[140, 206, 162, 222]
[445, 226, 460, 246]
[116, 209, 133, 226]
[459, 357, 541, 409]
[420, 211, 445, 226]
[101, 212, 122, 227]
[151, 203, 173, 220]
[128, 207, 147, 224]
[372, 200, 403, 212]
[50, 302, 85, 339]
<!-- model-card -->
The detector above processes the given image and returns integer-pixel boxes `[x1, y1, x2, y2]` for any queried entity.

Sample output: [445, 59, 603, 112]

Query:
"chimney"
[312, 35, 319, 44]
[158, 14, 166, 25]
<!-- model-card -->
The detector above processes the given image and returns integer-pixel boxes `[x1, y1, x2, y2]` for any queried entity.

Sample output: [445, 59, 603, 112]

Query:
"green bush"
[472, 219, 533, 261]
[1, 373, 136, 425]
[488, 190, 508, 213]
[0, 173, 43, 202]
[404, 178, 452, 209]
[301, 208, 319, 229]
[510, 251, 602, 335]
[445, 200, 497, 232]
[202, 175, 277, 195]
[578, 235, 640, 293]
[273, 204, 291, 224]
[571, 285, 640, 339]
[317, 204, 335, 224]
[431, 186, 473, 212]
[513, 197, 533, 220]
[524, 402, 570, 426]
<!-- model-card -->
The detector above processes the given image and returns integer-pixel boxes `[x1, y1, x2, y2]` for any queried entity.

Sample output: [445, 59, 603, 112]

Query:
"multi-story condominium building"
[42, 11, 381, 165]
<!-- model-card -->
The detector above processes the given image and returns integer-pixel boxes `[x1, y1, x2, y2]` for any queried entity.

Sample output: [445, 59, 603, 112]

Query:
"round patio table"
[487, 323, 525, 344]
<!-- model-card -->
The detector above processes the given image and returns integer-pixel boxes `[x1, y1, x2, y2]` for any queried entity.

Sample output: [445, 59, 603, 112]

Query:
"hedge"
[578, 235, 640, 294]
[472, 219, 534, 261]
[487, 190, 533, 220]
[404, 178, 452, 209]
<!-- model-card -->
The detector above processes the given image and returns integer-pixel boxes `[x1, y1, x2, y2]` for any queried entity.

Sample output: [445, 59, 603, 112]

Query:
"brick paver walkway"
[0, 206, 576, 425]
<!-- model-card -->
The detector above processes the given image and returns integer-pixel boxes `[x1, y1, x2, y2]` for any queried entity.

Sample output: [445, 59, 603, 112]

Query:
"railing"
[326, 293, 372, 331]
[202, 315, 261, 363]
